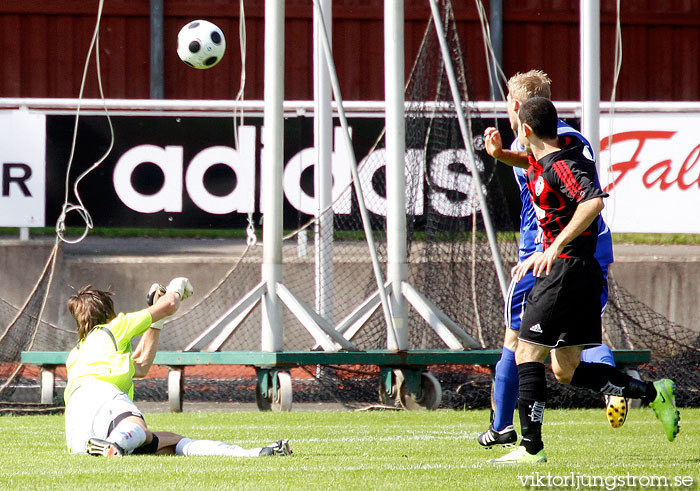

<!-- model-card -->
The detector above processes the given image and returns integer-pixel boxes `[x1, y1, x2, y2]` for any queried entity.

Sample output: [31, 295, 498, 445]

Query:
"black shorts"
[519, 256, 604, 348]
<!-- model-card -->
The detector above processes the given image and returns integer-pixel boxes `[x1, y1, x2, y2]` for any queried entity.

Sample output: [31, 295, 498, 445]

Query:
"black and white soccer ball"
[177, 20, 226, 69]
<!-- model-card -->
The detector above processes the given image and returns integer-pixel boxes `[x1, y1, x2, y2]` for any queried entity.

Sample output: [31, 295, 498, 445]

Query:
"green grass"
[1, 408, 698, 490]
[611, 233, 700, 245]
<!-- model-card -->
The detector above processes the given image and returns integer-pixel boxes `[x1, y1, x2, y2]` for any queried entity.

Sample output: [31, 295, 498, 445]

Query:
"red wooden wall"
[1, 0, 699, 101]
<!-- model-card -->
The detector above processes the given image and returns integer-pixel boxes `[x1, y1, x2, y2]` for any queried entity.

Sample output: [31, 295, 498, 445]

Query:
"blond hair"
[67, 285, 116, 341]
[507, 70, 552, 102]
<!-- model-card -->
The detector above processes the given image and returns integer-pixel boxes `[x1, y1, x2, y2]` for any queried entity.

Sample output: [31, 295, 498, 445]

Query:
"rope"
[165, 7, 257, 331]
[230, 1, 257, 249]
[55, 0, 114, 245]
[232, 0, 247, 151]
[603, 0, 623, 223]
[1, 0, 116, 402]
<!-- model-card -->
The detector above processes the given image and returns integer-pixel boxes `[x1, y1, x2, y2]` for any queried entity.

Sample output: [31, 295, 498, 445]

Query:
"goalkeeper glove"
[166, 277, 194, 301]
[146, 283, 167, 306]
[147, 283, 167, 330]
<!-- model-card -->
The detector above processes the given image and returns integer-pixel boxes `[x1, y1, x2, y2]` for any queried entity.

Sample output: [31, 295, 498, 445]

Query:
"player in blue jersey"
[477, 70, 624, 449]
[489, 97, 678, 463]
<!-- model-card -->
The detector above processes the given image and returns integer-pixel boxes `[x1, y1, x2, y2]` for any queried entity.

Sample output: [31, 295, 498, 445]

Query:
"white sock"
[175, 438, 262, 457]
[107, 421, 147, 454]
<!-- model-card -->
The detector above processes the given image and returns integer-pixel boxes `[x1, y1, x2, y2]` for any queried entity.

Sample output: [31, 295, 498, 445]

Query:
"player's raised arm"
[483, 127, 530, 169]
[133, 278, 193, 378]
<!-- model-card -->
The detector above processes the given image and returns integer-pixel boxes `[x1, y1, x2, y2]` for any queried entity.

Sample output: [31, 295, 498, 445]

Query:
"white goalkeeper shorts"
[64, 381, 143, 454]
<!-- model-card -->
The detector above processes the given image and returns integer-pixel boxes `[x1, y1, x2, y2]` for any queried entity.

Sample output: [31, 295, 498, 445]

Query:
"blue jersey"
[511, 120, 614, 266]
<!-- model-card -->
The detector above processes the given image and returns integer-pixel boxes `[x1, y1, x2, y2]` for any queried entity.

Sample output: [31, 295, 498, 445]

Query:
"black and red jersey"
[526, 139, 609, 258]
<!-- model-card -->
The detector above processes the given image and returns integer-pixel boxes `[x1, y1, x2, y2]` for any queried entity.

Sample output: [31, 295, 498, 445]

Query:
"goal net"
[150, 0, 516, 407]
[4, 1, 699, 411]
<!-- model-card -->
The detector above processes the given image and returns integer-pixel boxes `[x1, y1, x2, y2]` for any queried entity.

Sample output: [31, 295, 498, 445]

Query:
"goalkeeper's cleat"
[489, 445, 547, 464]
[649, 379, 680, 442]
[258, 439, 292, 457]
[477, 424, 518, 448]
[86, 438, 125, 457]
[605, 395, 628, 429]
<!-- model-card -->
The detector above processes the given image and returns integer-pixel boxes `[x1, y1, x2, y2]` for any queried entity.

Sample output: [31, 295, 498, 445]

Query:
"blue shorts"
[506, 264, 609, 332]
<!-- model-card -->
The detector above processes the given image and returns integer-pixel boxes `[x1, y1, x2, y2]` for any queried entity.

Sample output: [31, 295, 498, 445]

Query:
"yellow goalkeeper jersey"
[64, 309, 152, 404]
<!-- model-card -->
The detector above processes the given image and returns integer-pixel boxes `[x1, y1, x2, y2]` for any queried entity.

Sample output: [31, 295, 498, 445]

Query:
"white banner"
[0, 111, 45, 227]
[599, 114, 700, 233]
[1, 108, 698, 233]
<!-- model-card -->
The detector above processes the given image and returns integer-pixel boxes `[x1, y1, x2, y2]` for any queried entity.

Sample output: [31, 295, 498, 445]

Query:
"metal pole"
[313, 0, 334, 324]
[581, 0, 601, 161]
[149, 0, 164, 99]
[312, 0, 396, 345]
[384, 0, 408, 350]
[489, 0, 503, 102]
[261, 0, 285, 352]
[428, 0, 509, 300]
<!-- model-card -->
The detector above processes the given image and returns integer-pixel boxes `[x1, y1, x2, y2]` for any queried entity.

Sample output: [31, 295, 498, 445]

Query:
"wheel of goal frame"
[255, 370, 293, 412]
[397, 371, 442, 410]
[377, 368, 402, 407]
[168, 368, 184, 412]
[272, 371, 293, 412]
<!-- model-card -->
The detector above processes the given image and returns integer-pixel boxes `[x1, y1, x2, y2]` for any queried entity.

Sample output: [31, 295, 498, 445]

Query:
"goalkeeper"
[64, 278, 291, 457]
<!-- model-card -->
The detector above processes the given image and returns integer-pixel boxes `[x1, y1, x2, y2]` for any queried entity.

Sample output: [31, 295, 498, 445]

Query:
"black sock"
[570, 362, 656, 401]
[517, 362, 547, 455]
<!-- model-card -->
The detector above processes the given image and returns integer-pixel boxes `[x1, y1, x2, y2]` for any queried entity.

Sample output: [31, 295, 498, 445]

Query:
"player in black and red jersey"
[491, 97, 679, 464]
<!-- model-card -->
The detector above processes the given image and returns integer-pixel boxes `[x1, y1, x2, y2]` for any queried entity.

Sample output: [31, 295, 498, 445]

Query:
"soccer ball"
[177, 20, 226, 69]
